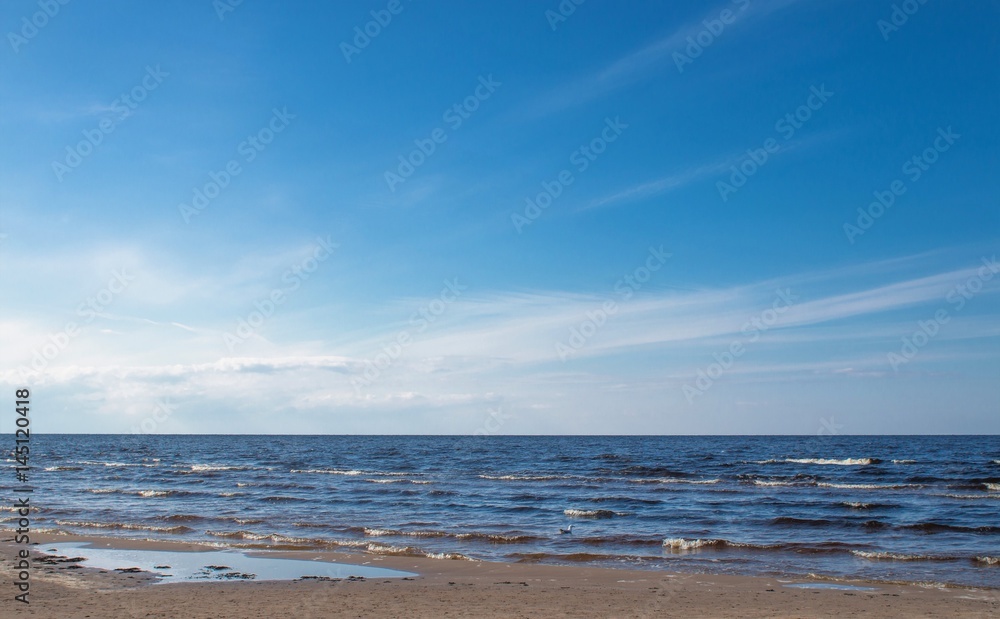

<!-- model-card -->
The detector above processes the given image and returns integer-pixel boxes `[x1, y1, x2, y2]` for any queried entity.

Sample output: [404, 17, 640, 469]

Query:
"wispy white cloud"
[578, 158, 739, 211]
[522, 0, 805, 118]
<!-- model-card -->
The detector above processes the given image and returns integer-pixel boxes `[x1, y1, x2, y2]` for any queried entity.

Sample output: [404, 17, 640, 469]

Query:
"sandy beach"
[2, 533, 996, 618]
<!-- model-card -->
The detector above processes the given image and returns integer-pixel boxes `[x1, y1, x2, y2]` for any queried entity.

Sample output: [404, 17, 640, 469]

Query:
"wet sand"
[2, 533, 997, 618]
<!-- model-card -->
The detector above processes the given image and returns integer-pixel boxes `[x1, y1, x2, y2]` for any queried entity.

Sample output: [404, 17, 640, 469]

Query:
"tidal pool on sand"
[44, 542, 417, 583]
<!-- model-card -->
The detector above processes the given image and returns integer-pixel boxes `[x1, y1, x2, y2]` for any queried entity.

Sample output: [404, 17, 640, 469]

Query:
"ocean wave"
[975, 556, 999, 566]
[841, 501, 895, 510]
[891, 459, 917, 464]
[361, 527, 537, 544]
[364, 543, 472, 560]
[661, 538, 859, 554]
[986, 483, 1000, 492]
[455, 532, 542, 544]
[85, 488, 192, 498]
[564, 509, 620, 519]
[44, 466, 83, 472]
[817, 483, 914, 490]
[784, 458, 880, 466]
[156, 514, 204, 523]
[363, 478, 431, 485]
[55, 520, 193, 534]
[479, 474, 569, 481]
[628, 478, 720, 485]
[219, 534, 453, 559]
[424, 552, 473, 560]
[363, 528, 447, 539]
[662, 538, 725, 550]
[616, 465, 693, 478]
[187, 464, 256, 472]
[290, 469, 410, 477]
[206, 530, 297, 542]
[291, 468, 366, 475]
[935, 493, 1000, 500]
[851, 550, 956, 562]
[902, 523, 1000, 534]
[596, 453, 630, 461]
[78, 460, 155, 468]
[753, 480, 803, 487]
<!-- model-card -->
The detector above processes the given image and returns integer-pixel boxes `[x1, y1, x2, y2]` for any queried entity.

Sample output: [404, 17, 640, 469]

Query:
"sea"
[13, 435, 1000, 589]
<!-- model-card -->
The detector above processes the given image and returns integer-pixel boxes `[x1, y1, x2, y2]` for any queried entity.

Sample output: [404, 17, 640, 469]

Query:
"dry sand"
[1, 533, 996, 618]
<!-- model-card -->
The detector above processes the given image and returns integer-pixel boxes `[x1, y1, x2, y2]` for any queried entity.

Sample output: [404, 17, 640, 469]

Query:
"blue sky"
[1, 0, 997, 434]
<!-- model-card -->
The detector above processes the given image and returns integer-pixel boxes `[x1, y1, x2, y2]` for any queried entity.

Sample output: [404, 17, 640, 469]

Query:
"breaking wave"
[629, 477, 720, 485]
[817, 483, 915, 490]
[851, 550, 955, 562]
[54, 520, 194, 535]
[479, 474, 571, 481]
[291, 469, 411, 477]
[564, 509, 620, 519]
[784, 458, 881, 466]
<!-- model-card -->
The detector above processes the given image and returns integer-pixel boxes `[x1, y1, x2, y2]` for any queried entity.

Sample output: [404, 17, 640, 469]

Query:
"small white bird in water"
[559, 525, 573, 534]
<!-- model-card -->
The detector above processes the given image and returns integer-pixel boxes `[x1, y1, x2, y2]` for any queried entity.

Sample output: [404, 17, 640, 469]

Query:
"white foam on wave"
[630, 478, 720, 485]
[785, 458, 876, 466]
[79, 460, 154, 468]
[479, 474, 567, 481]
[564, 509, 619, 518]
[975, 556, 999, 566]
[891, 459, 916, 464]
[818, 482, 912, 490]
[662, 538, 722, 550]
[425, 551, 473, 561]
[188, 464, 252, 472]
[291, 468, 365, 475]
[363, 543, 472, 560]
[851, 550, 934, 562]
[291, 468, 411, 477]
[935, 493, 1000, 500]
[138, 490, 173, 498]
[363, 527, 449, 539]
[205, 530, 310, 543]
[55, 520, 191, 534]
[985, 483, 1000, 492]
[753, 480, 798, 487]
[842, 501, 875, 509]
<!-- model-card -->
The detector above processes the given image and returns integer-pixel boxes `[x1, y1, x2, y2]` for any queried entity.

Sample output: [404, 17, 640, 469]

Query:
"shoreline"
[2, 532, 997, 618]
